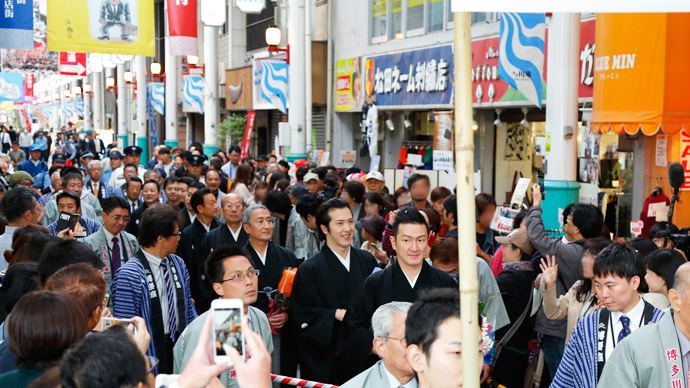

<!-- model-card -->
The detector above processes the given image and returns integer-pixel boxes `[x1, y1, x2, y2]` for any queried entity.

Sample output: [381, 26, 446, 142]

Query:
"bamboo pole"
[454, 11, 480, 388]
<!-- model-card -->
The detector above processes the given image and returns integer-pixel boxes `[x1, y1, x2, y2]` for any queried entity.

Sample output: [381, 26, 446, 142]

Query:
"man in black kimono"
[291, 198, 378, 385]
[178, 181, 203, 231]
[242, 204, 300, 384]
[201, 193, 248, 261]
[340, 206, 457, 381]
[178, 188, 221, 314]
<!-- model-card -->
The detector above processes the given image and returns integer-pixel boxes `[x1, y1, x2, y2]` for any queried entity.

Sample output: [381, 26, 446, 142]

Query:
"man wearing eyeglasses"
[243, 204, 300, 381]
[113, 205, 197, 374]
[85, 196, 140, 292]
[173, 245, 274, 387]
[340, 302, 415, 388]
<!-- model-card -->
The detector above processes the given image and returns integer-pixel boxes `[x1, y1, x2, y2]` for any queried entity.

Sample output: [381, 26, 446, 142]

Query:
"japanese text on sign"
[679, 130, 690, 190]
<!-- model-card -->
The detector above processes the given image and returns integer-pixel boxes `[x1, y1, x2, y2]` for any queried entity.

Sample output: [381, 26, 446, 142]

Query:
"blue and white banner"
[0, 0, 33, 50]
[183, 75, 203, 114]
[148, 83, 165, 115]
[260, 61, 289, 114]
[74, 98, 84, 117]
[0, 73, 23, 102]
[63, 99, 73, 118]
[499, 13, 545, 109]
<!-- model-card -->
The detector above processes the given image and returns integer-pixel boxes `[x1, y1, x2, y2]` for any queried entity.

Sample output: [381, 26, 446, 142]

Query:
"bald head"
[221, 193, 245, 226]
[673, 262, 690, 297]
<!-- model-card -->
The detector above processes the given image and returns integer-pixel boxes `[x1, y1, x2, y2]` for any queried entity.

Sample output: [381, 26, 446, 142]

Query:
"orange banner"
[591, 13, 690, 136]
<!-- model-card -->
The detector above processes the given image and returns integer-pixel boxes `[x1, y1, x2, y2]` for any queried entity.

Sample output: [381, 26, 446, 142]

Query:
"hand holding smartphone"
[211, 299, 244, 366]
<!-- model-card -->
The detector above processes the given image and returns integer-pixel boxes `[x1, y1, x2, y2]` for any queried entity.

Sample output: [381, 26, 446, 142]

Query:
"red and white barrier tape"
[270, 374, 339, 388]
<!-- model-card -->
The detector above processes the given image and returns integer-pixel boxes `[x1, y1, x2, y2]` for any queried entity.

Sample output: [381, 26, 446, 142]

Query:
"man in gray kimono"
[599, 262, 690, 388]
[85, 196, 139, 292]
[340, 302, 416, 388]
[173, 244, 273, 387]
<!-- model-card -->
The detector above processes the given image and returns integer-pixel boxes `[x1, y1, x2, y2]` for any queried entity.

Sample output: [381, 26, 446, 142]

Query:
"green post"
[542, 179, 581, 230]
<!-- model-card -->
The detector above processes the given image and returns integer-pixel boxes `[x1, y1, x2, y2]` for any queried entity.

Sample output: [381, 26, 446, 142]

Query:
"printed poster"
[0, 0, 33, 50]
[47, 0, 155, 56]
[335, 57, 363, 111]
[1, 0, 59, 73]
[0, 73, 24, 102]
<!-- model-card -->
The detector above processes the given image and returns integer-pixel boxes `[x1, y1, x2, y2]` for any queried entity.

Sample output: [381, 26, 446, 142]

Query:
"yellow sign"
[47, 0, 155, 56]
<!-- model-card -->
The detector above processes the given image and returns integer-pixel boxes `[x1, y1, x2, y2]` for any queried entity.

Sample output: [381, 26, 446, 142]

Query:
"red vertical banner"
[167, 0, 198, 56]
[25, 74, 34, 97]
[241, 110, 256, 159]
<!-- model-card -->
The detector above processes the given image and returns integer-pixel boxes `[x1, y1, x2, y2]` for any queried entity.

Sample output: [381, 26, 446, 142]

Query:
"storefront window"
[428, 0, 444, 32]
[407, 0, 425, 34]
[372, 0, 387, 42]
[392, 0, 403, 39]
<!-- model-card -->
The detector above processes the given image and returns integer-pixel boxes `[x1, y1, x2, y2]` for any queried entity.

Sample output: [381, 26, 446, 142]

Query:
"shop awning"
[591, 13, 690, 136]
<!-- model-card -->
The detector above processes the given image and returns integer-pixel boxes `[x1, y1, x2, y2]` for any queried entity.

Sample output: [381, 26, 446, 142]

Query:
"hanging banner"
[240, 110, 256, 159]
[679, 130, 690, 191]
[335, 57, 364, 111]
[0, 73, 24, 102]
[146, 86, 157, 147]
[25, 74, 34, 97]
[166, 0, 198, 56]
[1, 0, 58, 73]
[182, 75, 203, 114]
[148, 82, 165, 115]
[0, 0, 34, 50]
[260, 60, 289, 114]
[499, 13, 545, 109]
[451, 0, 690, 12]
[47, 0, 155, 57]
[74, 98, 84, 117]
[433, 111, 454, 171]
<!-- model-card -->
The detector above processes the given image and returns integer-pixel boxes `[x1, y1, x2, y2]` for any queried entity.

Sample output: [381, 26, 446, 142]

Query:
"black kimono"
[245, 240, 300, 382]
[177, 207, 193, 232]
[340, 259, 458, 381]
[125, 202, 149, 237]
[200, 224, 249, 265]
[290, 245, 377, 385]
[178, 217, 222, 314]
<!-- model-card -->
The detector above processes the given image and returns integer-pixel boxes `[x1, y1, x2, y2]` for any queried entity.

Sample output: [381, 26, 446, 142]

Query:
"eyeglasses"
[385, 335, 407, 347]
[219, 270, 261, 283]
[15, 181, 33, 188]
[166, 232, 182, 237]
[110, 215, 131, 223]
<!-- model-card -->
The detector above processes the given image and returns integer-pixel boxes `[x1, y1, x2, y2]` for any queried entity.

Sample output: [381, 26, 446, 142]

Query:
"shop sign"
[433, 151, 453, 172]
[335, 57, 364, 111]
[340, 150, 357, 168]
[679, 130, 690, 190]
[364, 45, 454, 107]
[471, 19, 595, 105]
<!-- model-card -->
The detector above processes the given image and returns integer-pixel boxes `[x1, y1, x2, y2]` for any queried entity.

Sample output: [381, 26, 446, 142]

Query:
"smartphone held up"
[212, 299, 244, 365]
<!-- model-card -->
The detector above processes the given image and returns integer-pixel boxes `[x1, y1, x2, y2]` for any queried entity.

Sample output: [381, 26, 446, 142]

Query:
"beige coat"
[542, 279, 595, 344]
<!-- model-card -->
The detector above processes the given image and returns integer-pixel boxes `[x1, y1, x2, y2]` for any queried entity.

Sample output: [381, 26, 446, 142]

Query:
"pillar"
[287, 0, 306, 161]
[117, 64, 128, 148]
[543, 13, 581, 229]
[203, 25, 219, 157]
[92, 72, 104, 131]
[135, 56, 148, 159]
[83, 75, 92, 132]
[164, 1, 178, 149]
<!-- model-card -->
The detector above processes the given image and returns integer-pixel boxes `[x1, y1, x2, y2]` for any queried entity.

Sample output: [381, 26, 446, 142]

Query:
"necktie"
[93, 183, 99, 198]
[618, 316, 631, 343]
[111, 236, 121, 272]
[160, 258, 177, 340]
[131, 202, 136, 213]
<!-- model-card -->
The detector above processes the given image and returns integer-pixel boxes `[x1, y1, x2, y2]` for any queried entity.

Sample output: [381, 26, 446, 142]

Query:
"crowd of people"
[0, 125, 688, 388]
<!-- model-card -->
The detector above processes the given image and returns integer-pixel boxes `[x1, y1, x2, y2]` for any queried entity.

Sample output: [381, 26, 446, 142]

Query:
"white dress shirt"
[142, 249, 179, 335]
[103, 228, 124, 258]
[332, 246, 351, 272]
[605, 296, 645, 359]
[383, 363, 418, 388]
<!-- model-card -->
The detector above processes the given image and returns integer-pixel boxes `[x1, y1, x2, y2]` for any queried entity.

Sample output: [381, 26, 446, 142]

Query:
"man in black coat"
[242, 204, 299, 383]
[178, 188, 221, 314]
[341, 206, 458, 382]
[291, 199, 377, 385]
[200, 193, 248, 261]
